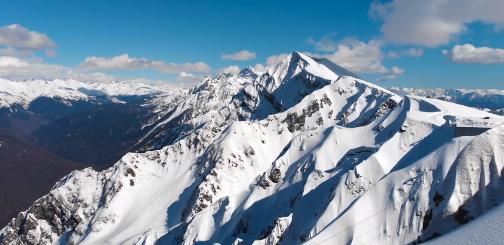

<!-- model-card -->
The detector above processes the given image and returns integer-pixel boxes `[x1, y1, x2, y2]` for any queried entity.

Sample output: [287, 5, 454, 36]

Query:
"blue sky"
[0, 0, 503, 89]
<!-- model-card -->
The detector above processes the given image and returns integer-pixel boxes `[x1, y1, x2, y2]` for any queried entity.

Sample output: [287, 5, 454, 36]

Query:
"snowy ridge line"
[310, 158, 467, 245]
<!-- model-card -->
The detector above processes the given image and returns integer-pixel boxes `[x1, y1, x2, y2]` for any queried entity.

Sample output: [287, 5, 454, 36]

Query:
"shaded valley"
[0, 128, 85, 226]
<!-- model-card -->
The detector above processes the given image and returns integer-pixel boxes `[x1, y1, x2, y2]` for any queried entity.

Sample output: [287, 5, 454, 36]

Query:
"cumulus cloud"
[221, 50, 256, 61]
[0, 56, 172, 84]
[404, 48, 424, 57]
[306, 33, 338, 52]
[252, 38, 405, 79]
[369, 0, 504, 46]
[305, 38, 396, 74]
[78, 54, 211, 73]
[21, 56, 44, 63]
[176, 71, 205, 84]
[375, 74, 398, 82]
[442, 44, 504, 64]
[244, 54, 287, 73]
[219, 65, 241, 74]
[390, 66, 405, 74]
[0, 24, 57, 49]
[266, 53, 289, 66]
[252, 63, 269, 72]
[0, 56, 69, 79]
[375, 66, 404, 82]
[0, 47, 33, 56]
[44, 49, 58, 57]
[387, 48, 424, 58]
[0, 24, 59, 57]
[71, 72, 119, 83]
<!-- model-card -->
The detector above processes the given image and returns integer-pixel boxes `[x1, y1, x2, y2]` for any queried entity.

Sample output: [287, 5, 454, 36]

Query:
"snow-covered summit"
[2, 52, 504, 245]
[137, 51, 399, 151]
[238, 66, 262, 79]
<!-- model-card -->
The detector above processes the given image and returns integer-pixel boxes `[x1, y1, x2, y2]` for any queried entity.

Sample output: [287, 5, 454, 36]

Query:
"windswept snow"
[2, 51, 504, 245]
[426, 202, 504, 245]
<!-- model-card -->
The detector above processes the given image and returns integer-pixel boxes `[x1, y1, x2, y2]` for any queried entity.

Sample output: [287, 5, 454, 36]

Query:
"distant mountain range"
[2, 52, 504, 245]
[0, 79, 183, 166]
[0, 79, 178, 133]
[389, 87, 504, 116]
[0, 79, 175, 108]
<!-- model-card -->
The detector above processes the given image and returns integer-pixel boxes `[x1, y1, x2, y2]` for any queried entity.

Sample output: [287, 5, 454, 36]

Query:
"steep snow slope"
[426, 202, 504, 245]
[422, 125, 504, 244]
[1, 52, 504, 245]
[303, 100, 504, 245]
[0, 79, 177, 108]
[418, 124, 504, 242]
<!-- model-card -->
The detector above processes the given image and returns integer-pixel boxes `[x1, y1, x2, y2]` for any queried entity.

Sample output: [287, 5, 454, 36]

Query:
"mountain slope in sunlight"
[2, 52, 504, 245]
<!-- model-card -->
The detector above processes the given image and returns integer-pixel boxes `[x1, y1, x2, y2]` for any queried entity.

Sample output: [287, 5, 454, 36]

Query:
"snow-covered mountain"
[0, 79, 177, 109]
[0, 79, 181, 141]
[2, 51, 504, 245]
[389, 87, 504, 116]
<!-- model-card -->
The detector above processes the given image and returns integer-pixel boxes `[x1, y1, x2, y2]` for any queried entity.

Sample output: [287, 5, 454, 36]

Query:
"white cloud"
[390, 66, 404, 74]
[305, 39, 394, 74]
[387, 48, 424, 58]
[404, 48, 424, 57]
[0, 56, 173, 84]
[0, 24, 58, 57]
[306, 33, 338, 52]
[254, 38, 405, 79]
[219, 65, 241, 74]
[176, 72, 205, 84]
[370, 0, 504, 46]
[375, 66, 404, 82]
[21, 56, 44, 63]
[442, 44, 504, 64]
[266, 53, 289, 66]
[376, 74, 398, 82]
[44, 49, 58, 57]
[0, 47, 33, 56]
[386, 51, 400, 58]
[72, 72, 119, 83]
[245, 54, 287, 73]
[221, 50, 256, 61]
[0, 24, 57, 49]
[0, 56, 69, 79]
[78, 54, 211, 73]
[252, 63, 269, 72]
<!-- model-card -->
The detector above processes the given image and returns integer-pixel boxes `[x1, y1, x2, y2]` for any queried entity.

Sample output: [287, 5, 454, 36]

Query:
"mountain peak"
[266, 51, 360, 80]
[238, 66, 261, 79]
